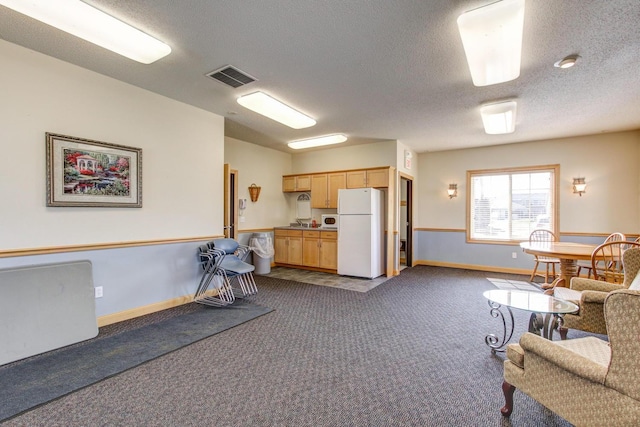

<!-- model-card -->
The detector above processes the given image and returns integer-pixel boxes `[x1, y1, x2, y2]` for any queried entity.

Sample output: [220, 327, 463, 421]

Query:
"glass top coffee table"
[483, 289, 578, 353]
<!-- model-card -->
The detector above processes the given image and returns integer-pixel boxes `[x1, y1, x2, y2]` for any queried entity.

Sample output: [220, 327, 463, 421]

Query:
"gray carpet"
[1, 267, 582, 426]
[0, 300, 272, 422]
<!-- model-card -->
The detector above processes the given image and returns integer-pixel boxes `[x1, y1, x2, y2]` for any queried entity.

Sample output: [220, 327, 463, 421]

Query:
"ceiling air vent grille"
[206, 65, 256, 88]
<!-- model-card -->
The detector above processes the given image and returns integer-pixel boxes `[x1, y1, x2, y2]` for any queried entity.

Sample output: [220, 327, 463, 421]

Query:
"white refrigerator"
[337, 188, 384, 278]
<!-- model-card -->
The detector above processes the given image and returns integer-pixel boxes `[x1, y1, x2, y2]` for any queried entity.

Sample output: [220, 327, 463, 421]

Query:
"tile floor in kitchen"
[261, 266, 391, 292]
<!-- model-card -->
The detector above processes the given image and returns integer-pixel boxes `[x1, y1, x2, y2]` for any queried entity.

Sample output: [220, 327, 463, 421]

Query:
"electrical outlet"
[95, 286, 103, 298]
[511, 252, 517, 259]
[240, 216, 246, 223]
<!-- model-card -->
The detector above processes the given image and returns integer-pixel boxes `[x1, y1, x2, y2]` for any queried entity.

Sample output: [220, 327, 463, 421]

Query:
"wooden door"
[296, 175, 311, 191]
[319, 236, 338, 269]
[274, 234, 288, 264]
[327, 172, 346, 208]
[346, 170, 366, 188]
[367, 168, 389, 188]
[302, 237, 320, 267]
[311, 174, 328, 208]
[224, 164, 238, 238]
[282, 176, 296, 192]
[288, 236, 303, 265]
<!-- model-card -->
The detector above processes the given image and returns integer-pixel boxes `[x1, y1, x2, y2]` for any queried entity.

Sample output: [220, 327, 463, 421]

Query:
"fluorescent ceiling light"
[288, 134, 347, 150]
[457, 0, 525, 86]
[237, 92, 316, 129]
[0, 0, 171, 64]
[480, 101, 517, 134]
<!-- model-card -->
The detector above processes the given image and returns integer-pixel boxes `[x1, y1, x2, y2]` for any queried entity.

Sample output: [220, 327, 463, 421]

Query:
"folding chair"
[194, 244, 236, 307]
[208, 238, 258, 298]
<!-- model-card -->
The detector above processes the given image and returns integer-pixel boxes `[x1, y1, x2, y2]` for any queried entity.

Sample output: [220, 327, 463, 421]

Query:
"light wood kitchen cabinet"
[282, 175, 311, 192]
[346, 168, 389, 188]
[302, 230, 337, 269]
[274, 229, 303, 265]
[302, 230, 321, 267]
[311, 172, 346, 208]
[319, 231, 338, 270]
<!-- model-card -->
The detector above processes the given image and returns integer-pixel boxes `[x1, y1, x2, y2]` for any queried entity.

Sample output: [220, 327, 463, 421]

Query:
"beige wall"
[224, 137, 293, 230]
[291, 140, 397, 174]
[0, 40, 224, 250]
[417, 131, 640, 234]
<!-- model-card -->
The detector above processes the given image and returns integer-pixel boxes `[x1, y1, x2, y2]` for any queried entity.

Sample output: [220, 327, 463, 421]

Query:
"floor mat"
[0, 300, 272, 422]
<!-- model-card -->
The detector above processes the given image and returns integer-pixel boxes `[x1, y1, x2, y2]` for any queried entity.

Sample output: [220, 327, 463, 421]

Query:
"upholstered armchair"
[501, 289, 640, 425]
[553, 247, 640, 336]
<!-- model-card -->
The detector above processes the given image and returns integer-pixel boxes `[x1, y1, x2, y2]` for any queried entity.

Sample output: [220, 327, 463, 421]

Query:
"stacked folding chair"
[194, 244, 236, 307]
[208, 238, 258, 298]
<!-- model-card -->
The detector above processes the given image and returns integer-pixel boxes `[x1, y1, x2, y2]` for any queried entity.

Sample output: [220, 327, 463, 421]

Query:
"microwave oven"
[320, 214, 338, 229]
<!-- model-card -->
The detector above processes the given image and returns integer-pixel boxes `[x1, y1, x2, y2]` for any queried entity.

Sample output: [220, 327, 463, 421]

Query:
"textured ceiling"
[0, 0, 638, 153]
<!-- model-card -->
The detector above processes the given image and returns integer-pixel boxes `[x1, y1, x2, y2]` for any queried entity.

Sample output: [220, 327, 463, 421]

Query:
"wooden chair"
[577, 232, 626, 278]
[528, 229, 559, 284]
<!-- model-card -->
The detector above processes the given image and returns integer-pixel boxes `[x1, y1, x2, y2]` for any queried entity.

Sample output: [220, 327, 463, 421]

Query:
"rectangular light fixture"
[457, 0, 525, 86]
[237, 92, 316, 129]
[288, 134, 347, 150]
[0, 0, 171, 64]
[480, 101, 517, 134]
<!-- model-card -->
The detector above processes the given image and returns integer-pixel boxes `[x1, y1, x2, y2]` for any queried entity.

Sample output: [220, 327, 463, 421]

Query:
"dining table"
[519, 241, 598, 290]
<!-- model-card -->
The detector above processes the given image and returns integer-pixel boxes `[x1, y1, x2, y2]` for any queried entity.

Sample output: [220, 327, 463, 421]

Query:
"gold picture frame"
[46, 133, 142, 207]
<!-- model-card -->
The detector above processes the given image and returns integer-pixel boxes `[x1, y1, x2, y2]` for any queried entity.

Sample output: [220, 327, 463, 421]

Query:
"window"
[467, 165, 558, 243]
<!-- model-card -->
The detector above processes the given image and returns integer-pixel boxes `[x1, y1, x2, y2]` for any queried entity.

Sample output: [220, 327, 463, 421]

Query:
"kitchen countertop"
[275, 226, 337, 231]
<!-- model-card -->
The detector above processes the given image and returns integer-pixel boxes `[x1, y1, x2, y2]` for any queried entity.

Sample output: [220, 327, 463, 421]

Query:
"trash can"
[250, 232, 274, 275]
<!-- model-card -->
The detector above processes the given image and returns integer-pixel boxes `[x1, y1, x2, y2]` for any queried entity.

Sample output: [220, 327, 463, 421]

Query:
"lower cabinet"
[274, 229, 302, 265]
[319, 231, 338, 270]
[275, 229, 337, 272]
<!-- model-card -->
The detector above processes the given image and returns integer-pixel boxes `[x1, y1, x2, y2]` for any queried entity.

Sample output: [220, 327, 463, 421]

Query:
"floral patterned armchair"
[554, 247, 640, 336]
[501, 289, 640, 425]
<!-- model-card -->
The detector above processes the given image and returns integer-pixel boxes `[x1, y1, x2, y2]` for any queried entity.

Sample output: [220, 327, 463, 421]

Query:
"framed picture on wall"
[46, 133, 142, 207]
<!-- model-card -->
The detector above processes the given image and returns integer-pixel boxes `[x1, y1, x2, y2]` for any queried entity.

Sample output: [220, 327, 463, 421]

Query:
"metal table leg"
[485, 300, 515, 353]
[529, 313, 565, 340]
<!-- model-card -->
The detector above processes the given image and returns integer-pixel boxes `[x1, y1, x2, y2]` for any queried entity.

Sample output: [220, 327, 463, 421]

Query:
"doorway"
[224, 164, 238, 239]
[399, 174, 413, 267]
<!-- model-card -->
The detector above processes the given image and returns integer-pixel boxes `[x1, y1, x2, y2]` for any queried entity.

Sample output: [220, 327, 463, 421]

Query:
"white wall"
[0, 40, 224, 251]
[418, 131, 640, 234]
[224, 137, 293, 230]
[291, 140, 397, 173]
[0, 40, 224, 319]
[396, 142, 416, 178]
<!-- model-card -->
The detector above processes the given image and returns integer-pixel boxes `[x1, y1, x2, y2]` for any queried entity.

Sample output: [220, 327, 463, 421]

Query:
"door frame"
[224, 164, 238, 239]
[399, 172, 413, 267]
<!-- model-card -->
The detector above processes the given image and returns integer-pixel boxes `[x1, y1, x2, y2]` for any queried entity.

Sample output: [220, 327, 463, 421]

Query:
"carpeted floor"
[0, 266, 582, 426]
[0, 300, 273, 422]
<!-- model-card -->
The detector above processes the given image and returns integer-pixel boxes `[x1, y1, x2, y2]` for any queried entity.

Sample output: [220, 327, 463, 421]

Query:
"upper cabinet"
[282, 175, 311, 192]
[311, 172, 346, 208]
[284, 167, 390, 200]
[346, 168, 389, 188]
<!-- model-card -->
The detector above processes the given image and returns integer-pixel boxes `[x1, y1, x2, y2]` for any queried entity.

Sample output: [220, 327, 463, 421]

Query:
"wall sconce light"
[573, 177, 586, 196]
[447, 183, 458, 199]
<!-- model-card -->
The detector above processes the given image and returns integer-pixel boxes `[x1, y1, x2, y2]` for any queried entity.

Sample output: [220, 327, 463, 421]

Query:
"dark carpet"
[1, 267, 585, 426]
[0, 300, 272, 422]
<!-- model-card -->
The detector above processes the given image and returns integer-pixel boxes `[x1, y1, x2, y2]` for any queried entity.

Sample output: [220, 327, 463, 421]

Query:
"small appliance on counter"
[320, 214, 338, 229]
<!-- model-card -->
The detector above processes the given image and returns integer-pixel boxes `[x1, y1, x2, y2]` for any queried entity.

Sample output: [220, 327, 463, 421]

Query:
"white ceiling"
[1, 1, 639, 153]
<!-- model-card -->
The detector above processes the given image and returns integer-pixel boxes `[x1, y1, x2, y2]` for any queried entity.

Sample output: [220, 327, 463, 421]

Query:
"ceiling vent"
[206, 65, 256, 88]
